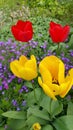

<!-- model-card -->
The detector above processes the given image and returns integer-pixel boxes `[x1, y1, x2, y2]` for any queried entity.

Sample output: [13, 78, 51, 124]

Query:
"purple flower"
[70, 51, 73, 57]
[22, 100, 26, 106]
[22, 85, 28, 92]
[0, 86, 2, 91]
[2, 91, 5, 95]
[40, 41, 47, 50]
[12, 99, 17, 106]
[19, 88, 23, 93]
[18, 78, 22, 83]
[4, 84, 9, 90]
[62, 57, 70, 63]
[16, 107, 21, 111]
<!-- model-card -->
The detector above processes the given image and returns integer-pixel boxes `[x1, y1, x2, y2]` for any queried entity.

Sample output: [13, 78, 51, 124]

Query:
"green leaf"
[27, 106, 50, 120]
[18, 126, 28, 130]
[40, 94, 51, 113]
[40, 96, 63, 117]
[25, 115, 48, 127]
[42, 125, 53, 130]
[68, 34, 73, 48]
[53, 115, 73, 130]
[7, 119, 25, 130]
[70, 27, 73, 34]
[51, 100, 63, 117]
[67, 102, 73, 115]
[2, 111, 26, 119]
[24, 88, 42, 106]
[24, 81, 33, 89]
[49, 45, 58, 52]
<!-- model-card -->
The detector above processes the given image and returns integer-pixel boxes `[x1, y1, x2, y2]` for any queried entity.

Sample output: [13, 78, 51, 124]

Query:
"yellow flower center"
[32, 123, 41, 130]
[52, 78, 59, 85]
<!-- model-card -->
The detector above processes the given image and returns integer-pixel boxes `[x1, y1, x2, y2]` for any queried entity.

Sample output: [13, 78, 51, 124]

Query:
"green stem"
[32, 82, 37, 103]
[56, 43, 60, 56]
[58, 43, 60, 49]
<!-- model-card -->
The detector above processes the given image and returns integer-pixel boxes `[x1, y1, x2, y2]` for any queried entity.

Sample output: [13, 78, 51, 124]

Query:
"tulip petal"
[24, 21, 33, 32]
[11, 26, 20, 41]
[59, 80, 73, 98]
[16, 20, 28, 31]
[61, 25, 70, 42]
[19, 68, 37, 80]
[38, 77, 57, 100]
[10, 60, 21, 78]
[58, 59, 65, 84]
[39, 55, 60, 81]
[60, 69, 73, 97]
[50, 21, 62, 29]
[19, 55, 28, 66]
[18, 55, 37, 80]
[19, 31, 33, 42]
[39, 64, 52, 87]
[49, 26, 62, 43]
[65, 68, 73, 83]
[24, 55, 37, 71]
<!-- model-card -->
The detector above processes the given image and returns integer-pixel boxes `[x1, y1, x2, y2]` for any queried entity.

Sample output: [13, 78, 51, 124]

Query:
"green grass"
[0, 0, 25, 8]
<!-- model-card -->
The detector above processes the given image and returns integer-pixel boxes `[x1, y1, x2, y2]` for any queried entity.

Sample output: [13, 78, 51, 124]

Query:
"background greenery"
[0, 0, 73, 24]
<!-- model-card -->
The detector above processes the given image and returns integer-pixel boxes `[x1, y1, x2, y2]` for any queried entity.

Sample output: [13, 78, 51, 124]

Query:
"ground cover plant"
[0, 17, 73, 130]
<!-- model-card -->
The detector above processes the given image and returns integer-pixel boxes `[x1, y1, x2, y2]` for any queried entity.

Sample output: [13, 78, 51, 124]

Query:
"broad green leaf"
[27, 106, 50, 120]
[53, 115, 73, 130]
[7, 119, 25, 130]
[24, 88, 42, 106]
[42, 125, 53, 130]
[51, 100, 63, 117]
[25, 115, 48, 127]
[67, 102, 73, 115]
[40, 94, 51, 113]
[18, 126, 28, 130]
[2, 111, 26, 119]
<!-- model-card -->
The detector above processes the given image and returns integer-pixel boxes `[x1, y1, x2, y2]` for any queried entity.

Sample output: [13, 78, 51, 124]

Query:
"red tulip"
[11, 20, 33, 42]
[49, 21, 70, 43]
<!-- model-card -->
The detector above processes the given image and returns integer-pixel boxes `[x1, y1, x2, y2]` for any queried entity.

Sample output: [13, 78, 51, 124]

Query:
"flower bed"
[0, 19, 73, 130]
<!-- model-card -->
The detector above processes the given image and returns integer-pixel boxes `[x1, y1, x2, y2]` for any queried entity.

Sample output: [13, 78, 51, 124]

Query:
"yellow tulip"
[10, 55, 38, 80]
[38, 55, 73, 100]
[32, 122, 41, 130]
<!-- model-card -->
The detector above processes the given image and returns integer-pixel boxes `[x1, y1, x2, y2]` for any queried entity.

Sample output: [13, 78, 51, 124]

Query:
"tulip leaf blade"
[27, 106, 50, 121]
[40, 94, 51, 113]
[2, 111, 26, 120]
[53, 115, 73, 130]
[50, 100, 63, 117]
[67, 101, 73, 115]
[24, 115, 47, 127]
[6, 119, 25, 130]
[24, 88, 42, 107]
[42, 125, 53, 130]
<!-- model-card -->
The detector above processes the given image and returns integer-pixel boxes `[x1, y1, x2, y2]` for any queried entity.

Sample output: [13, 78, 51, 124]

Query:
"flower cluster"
[10, 20, 73, 100]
